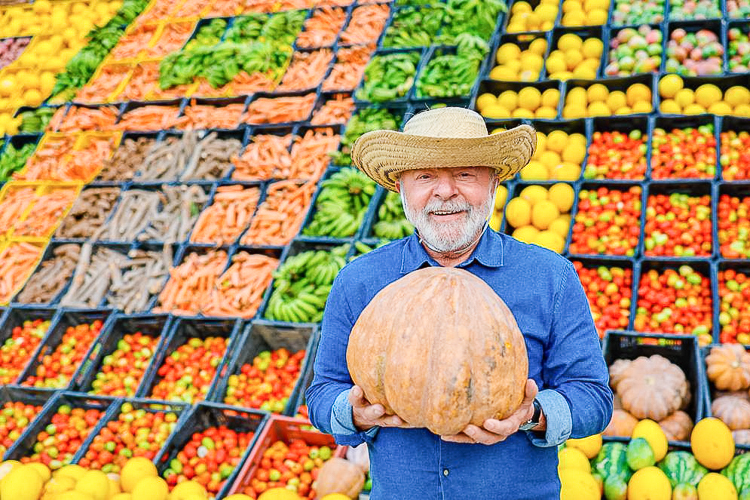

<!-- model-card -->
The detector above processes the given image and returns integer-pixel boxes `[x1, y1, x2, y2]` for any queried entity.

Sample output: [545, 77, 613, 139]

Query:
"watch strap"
[519, 399, 542, 431]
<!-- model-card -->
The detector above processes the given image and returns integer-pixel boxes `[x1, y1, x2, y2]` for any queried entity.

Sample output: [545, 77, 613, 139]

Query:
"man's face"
[397, 166, 497, 253]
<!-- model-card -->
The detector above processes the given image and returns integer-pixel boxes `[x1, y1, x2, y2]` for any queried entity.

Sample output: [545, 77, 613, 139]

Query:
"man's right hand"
[349, 385, 411, 431]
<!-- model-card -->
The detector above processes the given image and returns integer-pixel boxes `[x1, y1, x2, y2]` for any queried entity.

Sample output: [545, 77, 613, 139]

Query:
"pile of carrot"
[154, 249, 229, 316]
[241, 181, 316, 246]
[231, 133, 293, 181]
[20, 135, 116, 182]
[76, 66, 132, 104]
[0, 242, 43, 304]
[190, 185, 261, 245]
[243, 93, 316, 125]
[203, 252, 280, 318]
[110, 24, 157, 61]
[241, 0, 305, 13]
[175, 101, 245, 130]
[0, 186, 36, 235]
[277, 49, 334, 92]
[117, 61, 159, 101]
[144, 22, 195, 59]
[170, 0, 205, 18]
[310, 94, 355, 125]
[55, 106, 119, 133]
[15, 187, 79, 238]
[115, 105, 181, 131]
[208, 0, 240, 16]
[338, 4, 390, 45]
[296, 7, 347, 48]
[315, 0, 354, 6]
[231, 71, 278, 96]
[136, 0, 172, 24]
[192, 79, 235, 99]
[322, 44, 374, 91]
[16, 135, 77, 181]
[287, 127, 341, 180]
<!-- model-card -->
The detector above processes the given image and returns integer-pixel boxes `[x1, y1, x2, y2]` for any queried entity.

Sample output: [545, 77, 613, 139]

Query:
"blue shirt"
[306, 229, 613, 500]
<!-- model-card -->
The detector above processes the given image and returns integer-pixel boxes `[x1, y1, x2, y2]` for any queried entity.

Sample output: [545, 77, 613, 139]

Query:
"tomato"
[0, 319, 51, 384]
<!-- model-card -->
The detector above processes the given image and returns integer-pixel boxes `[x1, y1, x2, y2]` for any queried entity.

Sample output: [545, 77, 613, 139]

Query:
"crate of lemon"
[559, 417, 749, 500]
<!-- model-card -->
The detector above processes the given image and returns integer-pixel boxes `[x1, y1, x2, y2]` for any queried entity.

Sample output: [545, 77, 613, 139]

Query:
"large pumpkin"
[346, 266, 528, 436]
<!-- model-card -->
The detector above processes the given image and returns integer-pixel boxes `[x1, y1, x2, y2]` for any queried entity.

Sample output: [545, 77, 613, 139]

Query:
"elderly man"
[305, 107, 612, 499]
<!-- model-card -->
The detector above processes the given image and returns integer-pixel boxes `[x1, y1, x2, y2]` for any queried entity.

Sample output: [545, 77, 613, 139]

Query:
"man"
[305, 107, 613, 499]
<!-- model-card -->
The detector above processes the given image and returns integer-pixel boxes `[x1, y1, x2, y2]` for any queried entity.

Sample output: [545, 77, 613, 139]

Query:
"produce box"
[719, 116, 750, 182]
[650, 114, 720, 181]
[545, 26, 607, 81]
[481, 32, 552, 83]
[714, 260, 750, 344]
[353, 47, 426, 105]
[585, 116, 649, 182]
[210, 320, 320, 416]
[0, 306, 58, 385]
[226, 414, 346, 498]
[561, 74, 656, 119]
[0, 385, 55, 460]
[656, 74, 750, 117]
[115, 99, 183, 132]
[10, 242, 81, 306]
[155, 401, 267, 499]
[473, 79, 563, 121]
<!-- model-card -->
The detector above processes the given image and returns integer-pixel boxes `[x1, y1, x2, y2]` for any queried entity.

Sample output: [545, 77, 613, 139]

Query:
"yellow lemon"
[529, 38, 548, 55]
[494, 185, 509, 211]
[563, 0, 582, 12]
[131, 476, 168, 500]
[26, 463, 51, 483]
[562, 104, 587, 119]
[519, 69, 539, 81]
[606, 90, 627, 111]
[586, 83, 609, 103]
[566, 86, 588, 107]
[548, 182, 575, 212]
[490, 211, 502, 231]
[513, 225, 539, 243]
[695, 83, 722, 109]
[505, 197, 533, 228]
[658, 74, 683, 98]
[708, 102, 732, 115]
[535, 106, 557, 118]
[520, 185, 549, 205]
[258, 489, 301, 500]
[631, 100, 652, 113]
[490, 65, 518, 81]
[497, 90, 519, 110]
[531, 200, 560, 230]
[520, 161, 549, 181]
[535, 230, 566, 253]
[559, 469, 599, 500]
[725, 86, 750, 107]
[512, 108, 535, 119]
[546, 130, 568, 153]
[734, 104, 750, 118]
[549, 217, 571, 238]
[582, 38, 604, 57]
[562, 10, 586, 26]
[33, 0, 52, 14]
[518, 87, 542, 111]
[512, 1, 533, 13]
[53, 492, 95, 500]
[44, 475, 77, 494]
[75, 470, 109, 500]
[683, 103, 706, 115]
[585, 8, 607, 23]
[627, 466, 671, 500]
[546, 55, 568, 75]
[572, 65, 597, 79]
[481, 104, 512, 119]
[170, 480, 208, 500]
[569, 133, 586, 147]
[540, 150, 562, 169]
[563, 49, 584, 70]
[697, 472, 738, 500]
[584, 0, 609, 9]
[550, 162, 581, 181]
[0, 77, 15, 97]
[535, 132, 547, 154]
[566, 434, 602, 459]
[541, 88, 560, 108]
[691, 417, 735, 470]
[521, 53, 544, 72]
[476, 93, 497, 111]
[558, 33, 583, 51]
[496, 43, 522, 65]
[626, 83, 652, 107]
[587, 101, 611, 116]
[22, 89, 43, 107]
[632, 419, 668, 461]
[111, 494, 133, 500]
[659, 99, 681, 114]
[536, 3, 558, 21]
[55, 464, 87, 482]
[0, 465, 44, 500]
[120, 457, 157, 493]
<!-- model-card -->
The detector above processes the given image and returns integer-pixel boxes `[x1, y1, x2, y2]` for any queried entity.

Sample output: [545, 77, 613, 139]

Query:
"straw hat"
[350, 107, 537, 192]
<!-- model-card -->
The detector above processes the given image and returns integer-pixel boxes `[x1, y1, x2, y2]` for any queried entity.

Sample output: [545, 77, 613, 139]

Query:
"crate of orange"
[227, 414, 347, 499]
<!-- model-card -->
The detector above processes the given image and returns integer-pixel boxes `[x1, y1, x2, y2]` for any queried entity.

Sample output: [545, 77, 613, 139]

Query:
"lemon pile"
[520, 129, 585, 181]
[658, 75, 750, 117]
[545, 33, 604, 80]
[490, 38, 548, 82]
[504, 182, 575, 253]
[561, 0, 610, 26]
[506, 0, 560, 33]
[477, 86, 560, 119]
[562, 82, 653, 118]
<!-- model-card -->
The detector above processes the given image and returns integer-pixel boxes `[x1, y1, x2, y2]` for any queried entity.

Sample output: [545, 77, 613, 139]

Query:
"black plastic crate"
[663, 20, 725, 75]
[546, 26, 607, 81]
[650, 114, 720, 181]
[584, 116, 650, 182]
[0, 307, 58, 385]
[473, 79, 563, 121]
[11, 242, 82, 306]
[719, 117, 750, 182]
[0, 386, 55, 460]
[562, 74, 657, 118]
[714, 260, 750, 344]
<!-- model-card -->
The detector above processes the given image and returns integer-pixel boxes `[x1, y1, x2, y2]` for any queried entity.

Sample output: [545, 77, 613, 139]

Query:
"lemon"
[491, 65, 518, 81]
[559, 469, 599, 500]
[535, 132, 547, 154]
[33, 0, 52, 14]
[505, 197, 532, 228]
[659, 99, 681, 114]
[55, 464, 87, 482]
[476, 93, 497, 112]
[120, 457, 157, 493]
[0, 77, 15, 97]
[225, 495, 254, 500]
[632, 419, 668, 461]
[562, 10, 586, 25]
[586, 83, 609, 103]
[725, 86, 750, 107]
[584, 0, 609, 10]
[566, 434, 602, 459]
[627, 466, 671, 500]
[529, 38, 548, 55]
[521, 161, 549, 181]
[26, 463, 51, 483]
[587, 101, 611, 116]
[520, 185, 549, 205]
[548, 183, 575, 212]
[535, 106, 557, 118]
[53, 492, 95, 500]
[1, 465, 44, 500]
[563, 0, 582, 12]
[536, 3, 558, 21]
[708, 102, 732, 115]
[109, 477, 122, 497]
[735, 104, 750, 117]
[569, 133, 586, 147]
[490, 211, 502, 231]
[697, 472, 738, 499]
[563, 49, 584, 70]
[691, 417, 735, 470]
[658, 74, 683, 98]
[558, 33, 583, 51]
[562, 105, 587, 119]
[546, 130, 568, 153]
[582, 38, 604, 58]
[22, 89, 43, 107]
[494, 185, 508, 211]
[131, 476, 168, 500]
[45, 475, 77, 494]
[546, 55, 568, 75]
[548, 217, 571, 238]
[512, 108, 535, 119]
[531, 200, 560, 230]
[695, 83, 722, 109]
[631, 100, 652, 113]
[525, 12, 542, 29]
[519, 69, 539, 81]
[513, 225, 539, 243]
[518, 87, 542, 111]
[540, 150, 562, 169]
[506, 22, 526, 33]
[170, 480, 208, 500]
[521, 53, 544, 72]
[481, 104, 511, 119]
[683, 103, 706, 115]
[535, 230, 566, 253]
[550, 163, 581, 181]
[512, 1, 533, 13]
[541, 88, 560, 108]
[572, 65, 597, 79]
[606, 90, 627, 111]
[74, 470, 109, 500]
[626, 83, 652, 107]
[497, 90, 518, 110]
[496, 43, 522, 65]
[566, 86, 587, 107]
[111, 493, 133, 500]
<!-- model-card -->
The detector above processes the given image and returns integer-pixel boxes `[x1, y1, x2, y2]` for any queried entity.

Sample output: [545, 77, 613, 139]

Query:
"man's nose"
[433, 174, 458, 199]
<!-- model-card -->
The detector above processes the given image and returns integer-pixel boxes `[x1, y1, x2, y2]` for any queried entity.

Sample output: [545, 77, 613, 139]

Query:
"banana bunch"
[265, 245, 350, 323]
[382, 6, 444, 49]
[331, 108, 402, 167]
[438, 0, 507, 43]
[356, 51, 421, 103]
[303, 169, 376, 239]
[415, 34, 488, 99]
[373, 191, 414, 240]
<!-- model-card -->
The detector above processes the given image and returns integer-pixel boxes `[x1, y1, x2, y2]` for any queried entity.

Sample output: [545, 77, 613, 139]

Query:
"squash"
[659, 410, 694, 442]
[626, 466, 672, 500]
[691, 417, 735, 470]
[722, 453, 750, 494]
[609, 359, 631, 391]
[706, 344, 750, 392]
[616, 355, 690, 421]
[696, 472, 738, 499]
[346, 267, 528, 436]
[712, 395, 750, 430]
[732, 429, 750, 446]
[314, 458, 365, 500]
[603, 409, 638, 437]
[592, 442, 632, 482]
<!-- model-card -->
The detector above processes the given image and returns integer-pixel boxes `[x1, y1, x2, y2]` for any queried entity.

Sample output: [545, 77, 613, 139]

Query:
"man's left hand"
[440, 379, 540, 445]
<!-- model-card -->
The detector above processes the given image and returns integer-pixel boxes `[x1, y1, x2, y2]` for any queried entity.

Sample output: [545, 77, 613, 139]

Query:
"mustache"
[423, 199, 472, 214]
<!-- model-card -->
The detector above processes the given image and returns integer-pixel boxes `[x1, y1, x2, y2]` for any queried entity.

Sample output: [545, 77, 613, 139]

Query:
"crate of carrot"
[240, 181, 317, 247]
[231, 127, 294, 181]
[190, 184, 262, 246]
[14, 182, 82, 239]
[0, 240, 46, 305]
[0, 307, 56, 385]
[310, 93, 355, 126]
[322, 44, 375, 93]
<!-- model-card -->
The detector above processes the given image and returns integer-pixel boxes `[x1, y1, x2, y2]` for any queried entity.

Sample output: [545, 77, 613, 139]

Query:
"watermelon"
[722, 453, 750, 494]
[626, 438, 656, 470]
[603, 475, 627, 500]
[593, 442, 632, 482]
[740, 487, 750, 500]
[659, 451, 707, 488]
[672, 483, 698, 500]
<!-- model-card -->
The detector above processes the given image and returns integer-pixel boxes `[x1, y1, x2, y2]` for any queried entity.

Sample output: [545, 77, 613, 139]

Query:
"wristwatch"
[519, 399, 543, 431]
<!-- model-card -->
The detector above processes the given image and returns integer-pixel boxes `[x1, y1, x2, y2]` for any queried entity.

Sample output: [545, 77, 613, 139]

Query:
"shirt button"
[443, 469, 449, 477]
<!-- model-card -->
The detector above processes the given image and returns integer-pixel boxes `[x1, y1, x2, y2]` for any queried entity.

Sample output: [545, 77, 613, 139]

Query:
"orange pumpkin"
[314, 458, 365, 499]
[616, 355, 689, 421]
[658, 410, 693, 442]
[711, 394, 750, 430]
[603, 409, 638, 437]
[346, 267, 528, 436]
[705, 344, 750, 392]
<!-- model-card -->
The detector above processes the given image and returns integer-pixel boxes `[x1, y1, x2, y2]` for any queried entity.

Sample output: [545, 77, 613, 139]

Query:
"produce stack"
[0, 0, 747, 497]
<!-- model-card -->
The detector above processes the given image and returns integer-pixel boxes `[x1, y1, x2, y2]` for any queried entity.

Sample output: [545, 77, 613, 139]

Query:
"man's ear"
[395, 178, 402, 194]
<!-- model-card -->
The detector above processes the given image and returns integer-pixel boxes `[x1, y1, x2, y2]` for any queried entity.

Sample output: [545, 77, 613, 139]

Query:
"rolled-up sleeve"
[526, 389, 572, 447]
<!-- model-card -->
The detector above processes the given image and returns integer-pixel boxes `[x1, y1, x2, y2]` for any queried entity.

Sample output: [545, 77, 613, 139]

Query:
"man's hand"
[441, 379, 541, 445]
[349, 385, 411, 431]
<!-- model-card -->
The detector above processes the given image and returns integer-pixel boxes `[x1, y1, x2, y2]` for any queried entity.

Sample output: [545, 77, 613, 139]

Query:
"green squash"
[603, 474, 627, 500]
[659, 451, 707, 488]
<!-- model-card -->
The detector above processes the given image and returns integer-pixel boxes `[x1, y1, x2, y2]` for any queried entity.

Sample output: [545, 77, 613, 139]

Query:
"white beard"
[400, 183, 496, 253]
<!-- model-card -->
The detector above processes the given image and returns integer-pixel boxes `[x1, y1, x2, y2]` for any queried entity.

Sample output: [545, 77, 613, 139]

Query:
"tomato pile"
[718, 269, 750, 345]
[239, 439, 335, 499]
[572, 261, 632, 338]
[163, 425, 253, 495]
[0, 401, 44, 456]
[90, 331, 160, 397]
[569, 186, 642, 256]
[583, 130, 647, 180]
[225, 348, 306, 413]
[634, 265, 713, 345]
[20, 404, 105, 470]
[0, 319, 50, 385]
[718, 193, 750, 259]
[644, 192, 712, 257]
[651, 125, 717, 179]
[150, 336, 228, 403]
[23, 319, 104, 389]
[720, 129, 750, 181]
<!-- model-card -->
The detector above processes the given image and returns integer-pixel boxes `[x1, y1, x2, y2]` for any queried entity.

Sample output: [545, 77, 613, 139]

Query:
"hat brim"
[350, 124, 537, 192]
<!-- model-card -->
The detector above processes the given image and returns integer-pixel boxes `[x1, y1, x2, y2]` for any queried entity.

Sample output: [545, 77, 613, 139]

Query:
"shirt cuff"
[331, 389, 379, 439]
[525, 389, 572, 448]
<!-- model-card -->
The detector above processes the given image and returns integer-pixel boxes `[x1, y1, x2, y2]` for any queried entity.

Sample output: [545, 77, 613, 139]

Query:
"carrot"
[144, 22, 194, 59]
[310, 94, 355, 125]
[287, 127, 341, 181]
[314, 0, 353, 7]
[192, 78, 235, 99]
[118, 61, 160, 101]
[18, 135, 117, 182]
[110, 24, 158, 61]
[154, 249, 228, 316]
[0, 242, 44, 304]
[47, 107, 67, 133]
[135, 0, 173, 24]
[231, 133, 293, 181]
[175, 100, 245, 130]
[115, 105, 181, 131]
[277, 49, 334, 92]
[190, 185, 261, 245]
[15, 135, 77, 181]
[0, 187, 36, 234]
[241, 0, 305, 13]
[231, 70, 278, 95]
[241, 181, 316, 246]
[56, 106, 119, 133]
[296, 7, 347, 49]
[243, 93, 316, 125]
[339, 4, 390, 45]
[322, 44, 374, 91]
[76, 66, 132, 104]
[15, 187, 79, 238]
[208, 0, 240, 16]
[170, 0, 205, 18]
[203, 252, 279, 318]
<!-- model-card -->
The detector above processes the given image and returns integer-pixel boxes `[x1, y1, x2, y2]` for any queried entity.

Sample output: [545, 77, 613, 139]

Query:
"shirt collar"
[399, 228, 505, 274]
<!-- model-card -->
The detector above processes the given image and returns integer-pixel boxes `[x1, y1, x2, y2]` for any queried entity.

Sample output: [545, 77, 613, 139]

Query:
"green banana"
[302, 169, 376, 239]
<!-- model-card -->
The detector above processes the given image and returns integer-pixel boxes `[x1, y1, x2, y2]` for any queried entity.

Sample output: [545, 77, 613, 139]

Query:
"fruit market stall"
[0, 0, 748, 497]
